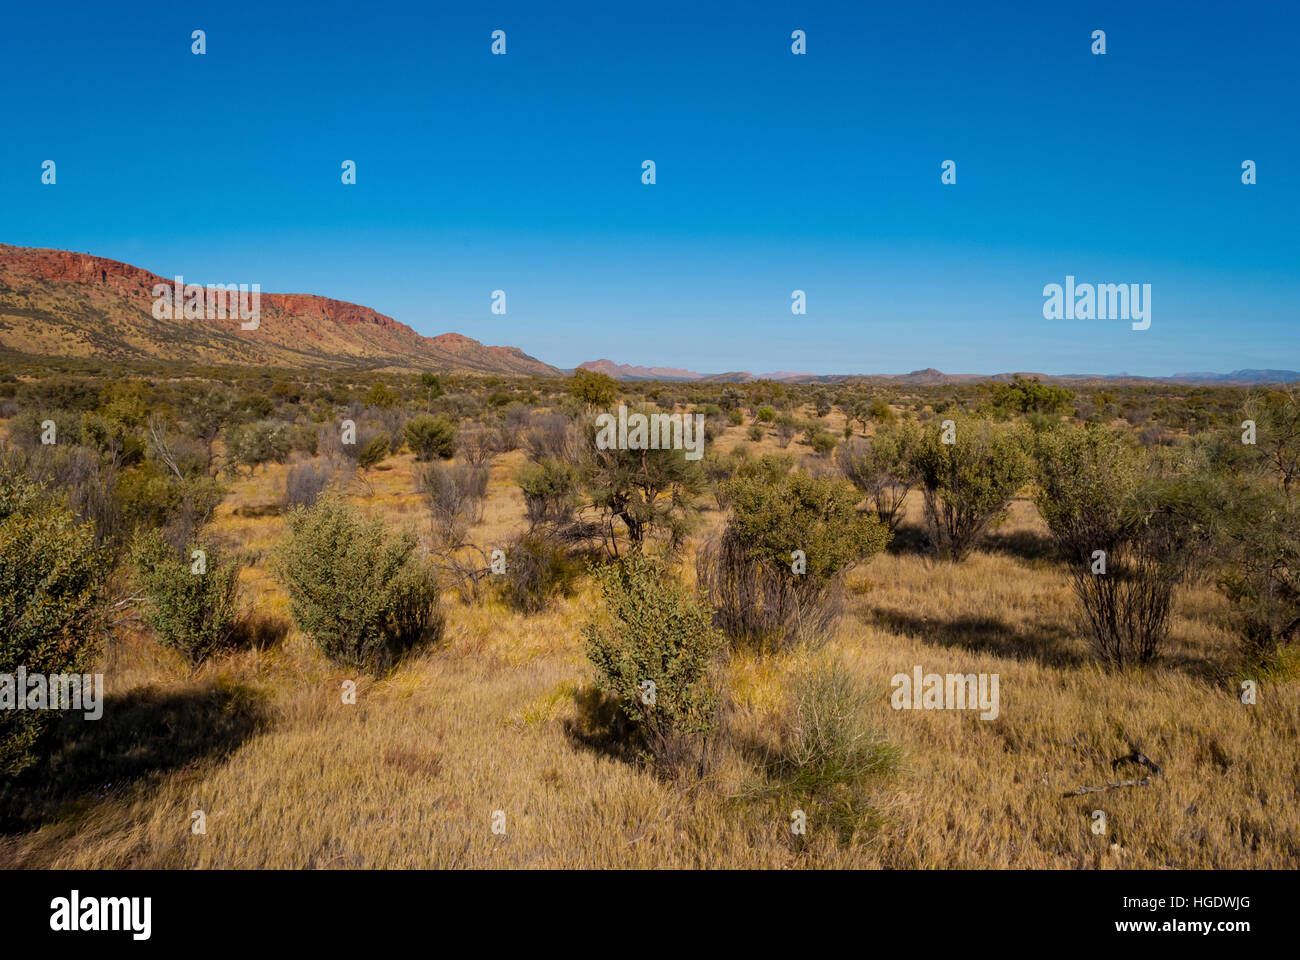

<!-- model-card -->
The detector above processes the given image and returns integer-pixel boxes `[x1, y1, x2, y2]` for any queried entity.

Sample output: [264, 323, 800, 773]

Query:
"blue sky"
[1, 0, 1295, 375]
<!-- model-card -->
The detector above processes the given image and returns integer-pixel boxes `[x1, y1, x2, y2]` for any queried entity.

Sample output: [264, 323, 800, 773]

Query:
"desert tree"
[909, 417, 1031, 561]
[1034, 426, 1215, 667]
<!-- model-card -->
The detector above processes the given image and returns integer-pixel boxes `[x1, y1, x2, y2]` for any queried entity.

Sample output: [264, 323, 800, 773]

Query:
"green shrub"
[910, 418, 1031, 561]
[0, 470, 103, 776]
[274, 496, 443, 674]
[130, 531, 245, 663]
[403, 414, 458, 461]
[754, 654, 899, 846]
[357, 431, 391, 470]
[723, 471, 888, 588]
[364, 382, 399, 409]
[582, 553, 724, 776]
[700, 472, 889, 651]
[225, 420, 290, 476]
[568, 369, 618, 408]
[582, 410, 706, 550]
[516, 457, 579, 529]
[1034, 426, 1213, 666]
[809, 431, 838, 456]
[499, 532, 581, 613]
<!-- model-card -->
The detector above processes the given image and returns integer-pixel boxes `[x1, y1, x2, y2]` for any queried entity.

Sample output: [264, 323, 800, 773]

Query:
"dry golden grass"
[2, 427, 1297, 869]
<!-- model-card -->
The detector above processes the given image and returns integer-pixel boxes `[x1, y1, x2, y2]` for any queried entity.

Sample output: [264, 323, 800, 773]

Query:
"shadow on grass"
[981, 527, 1058, 562]
[0, 682, 270, 832]
[561, 684, 644, 768]
[885, 523, 931, 556]
[869, 608, 1089, 668]
[886, 523, 1058, 564]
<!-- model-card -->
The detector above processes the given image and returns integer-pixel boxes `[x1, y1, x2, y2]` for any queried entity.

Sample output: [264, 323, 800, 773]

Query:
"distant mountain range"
[1, 244, 1295, 386]
[576, 362, 1300, 387]
[0, 244, 560, 376]
[576, 359, 815, 383]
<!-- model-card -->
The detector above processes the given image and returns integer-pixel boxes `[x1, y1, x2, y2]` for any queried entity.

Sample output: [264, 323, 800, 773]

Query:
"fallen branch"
[1062, 776, 1152, 797]
[1063, 750, 1164, 797]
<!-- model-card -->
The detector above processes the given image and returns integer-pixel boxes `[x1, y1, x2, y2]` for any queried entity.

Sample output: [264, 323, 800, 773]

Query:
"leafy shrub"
[699, 471, 888, 651]
[274, 496, 443, 674]
[568, 370, 618, 408]
[364, 382, 399, 409]
[808, 431, 838, 456]
[722, 471, 888, 588]
[910, 418, 1031, 561]
[356, 431, 391, 470]
[582, 553, 724, 776]
[1034, 426, 1213, 666]
[225, 420, 290, 476]
[130, 531, 245, 663]
[516, 457, 579, 529]
[404, 414, 458, 462]
[498, 532, 581, 612]
[0, 470, 103, 776]
[582, 411, 706, 551]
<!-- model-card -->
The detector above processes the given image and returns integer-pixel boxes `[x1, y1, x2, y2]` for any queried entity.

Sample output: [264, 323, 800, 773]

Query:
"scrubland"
[2, 394, 1295, 870]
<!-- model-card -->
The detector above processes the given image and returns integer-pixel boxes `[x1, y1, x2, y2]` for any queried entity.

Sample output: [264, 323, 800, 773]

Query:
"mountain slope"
[0, 244, 559, 375]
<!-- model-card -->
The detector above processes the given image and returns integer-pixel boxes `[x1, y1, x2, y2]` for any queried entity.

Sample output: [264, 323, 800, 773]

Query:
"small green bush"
[357, 431, 391, 470]
[700, 471, 888, 651]
[516, 457, 579, 529]
[130, 531, 245, 663]
[403, 414, 458, 461]
[0, 470, 103, 776]
[274, 496, 443, 674]
[582, 553, 724, 776]
[499, 532, 581, 613]
[910, 418, 1031, 561]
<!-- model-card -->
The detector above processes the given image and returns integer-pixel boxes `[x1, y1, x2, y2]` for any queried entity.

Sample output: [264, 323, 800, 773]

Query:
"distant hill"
[577, 359, 816, 382]
[3, 244, 1294, 386]
[0, 243, 560, 376]
[579, 359, 1300, 387]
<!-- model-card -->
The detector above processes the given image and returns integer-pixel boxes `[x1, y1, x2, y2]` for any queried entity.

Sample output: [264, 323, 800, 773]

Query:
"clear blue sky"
[1, 0, 1295, 376]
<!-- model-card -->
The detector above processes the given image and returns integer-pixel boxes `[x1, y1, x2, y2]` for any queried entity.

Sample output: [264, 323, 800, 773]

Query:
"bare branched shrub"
[418, 462, 489, 546]
[457, 425, 498, 467]
[284, 458, 343, 509]
[836, 422, 919, 535]
[524, 412, 581, 464]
